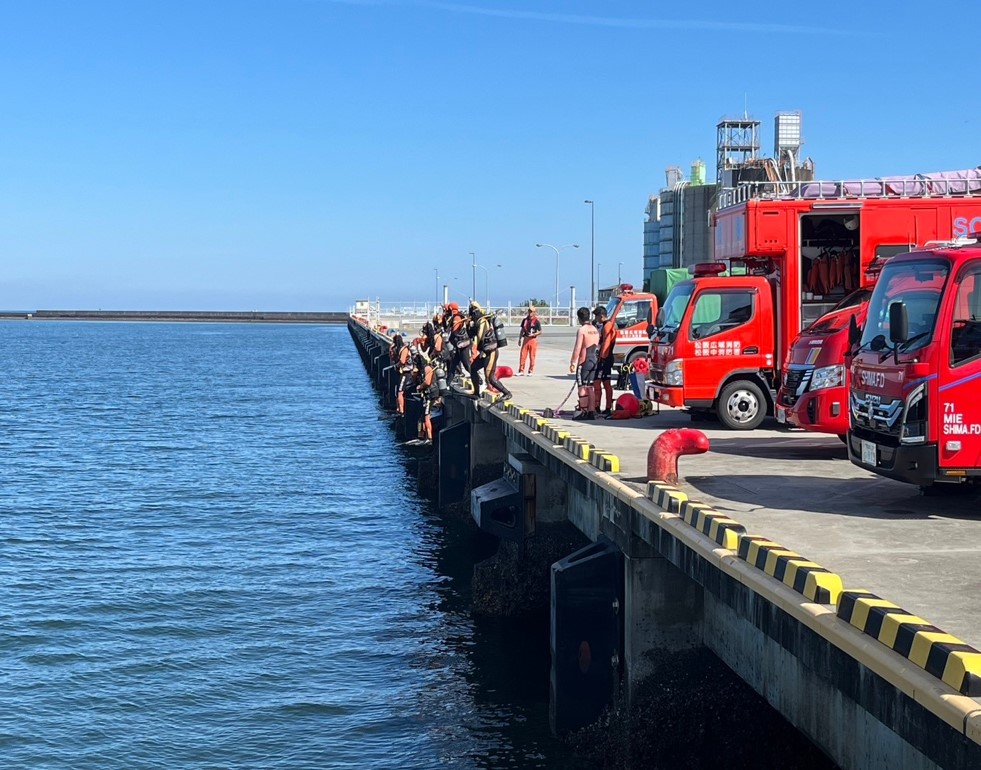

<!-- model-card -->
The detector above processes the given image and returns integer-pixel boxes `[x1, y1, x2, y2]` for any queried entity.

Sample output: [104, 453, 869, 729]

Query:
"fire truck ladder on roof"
[718, 170, 981, 210]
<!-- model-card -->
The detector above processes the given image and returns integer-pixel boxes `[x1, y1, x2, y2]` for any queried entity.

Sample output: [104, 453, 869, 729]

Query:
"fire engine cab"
[848, 237, 981, 488]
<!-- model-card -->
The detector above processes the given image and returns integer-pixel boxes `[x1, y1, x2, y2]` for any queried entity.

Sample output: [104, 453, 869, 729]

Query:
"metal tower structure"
[774, 111, 804, 179]
[716, 117, 760, 188]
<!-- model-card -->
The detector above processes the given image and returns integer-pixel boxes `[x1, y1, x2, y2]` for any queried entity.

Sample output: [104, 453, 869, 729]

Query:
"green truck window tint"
[690, 291, 755, 340]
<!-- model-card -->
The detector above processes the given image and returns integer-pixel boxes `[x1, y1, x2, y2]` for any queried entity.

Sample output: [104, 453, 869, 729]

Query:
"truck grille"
[779, 366, 812, 406]
[850, 391, 903, 440]
[650, 365, 665, 385]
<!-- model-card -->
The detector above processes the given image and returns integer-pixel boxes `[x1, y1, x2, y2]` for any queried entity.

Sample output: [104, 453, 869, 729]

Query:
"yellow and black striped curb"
[678, 500, 746, 551]
[737, 536, 843, 605]
[646, 482, 744, 550]
[588, 450, 620, 473]
[505, 403, 527, 419]
[838, 590, 981, 696]
[541, 424, 570, 445]
[646, 481, 688, 513]
[563, 435, 592, 461]
[521, 411, 547, 431]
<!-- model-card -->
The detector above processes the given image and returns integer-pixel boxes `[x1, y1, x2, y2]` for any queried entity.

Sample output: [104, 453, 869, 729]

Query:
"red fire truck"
[601, 285, 658, 368]
[650, 173, 981, 430]
[774, 289, 876, 438]
[848, 238, 981, 488]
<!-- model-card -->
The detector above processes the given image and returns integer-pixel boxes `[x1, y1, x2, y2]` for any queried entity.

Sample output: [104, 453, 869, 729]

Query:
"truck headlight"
[665, 360, 683, 386]
[900, 383, 927, 444]
[809, 364, 844, 391]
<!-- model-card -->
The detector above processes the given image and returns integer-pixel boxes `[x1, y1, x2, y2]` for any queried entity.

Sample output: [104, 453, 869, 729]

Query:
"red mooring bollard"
[647, 428, 711, 485]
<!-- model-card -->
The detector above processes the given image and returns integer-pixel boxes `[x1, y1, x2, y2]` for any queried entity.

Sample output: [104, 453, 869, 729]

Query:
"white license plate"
[861, 439, 876, 466]
[776, 407, 787, 424]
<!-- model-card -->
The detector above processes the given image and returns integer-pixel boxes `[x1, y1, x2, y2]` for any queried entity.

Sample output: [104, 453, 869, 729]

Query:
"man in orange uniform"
[517, 305, 542, 375]
[592, 306, 617, 416]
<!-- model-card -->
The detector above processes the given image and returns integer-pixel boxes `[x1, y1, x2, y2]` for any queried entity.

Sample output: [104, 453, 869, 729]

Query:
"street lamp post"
[597, 262, 601, 297]
[473, 264, 500, 309]
[535, 242, 579, 311]
[473, 264, 490, 310]
[584, 200, 595, 305]
[618, 261, 623, 285]
[470, 252, 476, 301]
[434, 267, 439, 306]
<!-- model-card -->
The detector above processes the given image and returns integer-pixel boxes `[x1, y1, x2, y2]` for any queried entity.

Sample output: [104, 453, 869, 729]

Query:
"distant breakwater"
[0, 310, 348, 323]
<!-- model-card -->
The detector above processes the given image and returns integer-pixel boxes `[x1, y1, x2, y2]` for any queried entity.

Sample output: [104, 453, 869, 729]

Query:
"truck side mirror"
[847, 314, 861, 348]
[888, 302, 908, 345]
[655, 309, 664, 328]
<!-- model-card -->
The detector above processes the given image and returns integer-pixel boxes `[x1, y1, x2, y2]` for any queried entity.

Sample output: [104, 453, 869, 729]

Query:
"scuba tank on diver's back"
[492, 313, 508, 348]
[434, 366, 450, 397]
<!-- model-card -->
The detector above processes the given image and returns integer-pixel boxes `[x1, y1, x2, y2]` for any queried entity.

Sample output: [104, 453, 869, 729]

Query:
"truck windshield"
[604, 297, 620, 319]
[659, 283, 695, 328]
[859, 259, 949, 353]
[804, 289, 872, 335]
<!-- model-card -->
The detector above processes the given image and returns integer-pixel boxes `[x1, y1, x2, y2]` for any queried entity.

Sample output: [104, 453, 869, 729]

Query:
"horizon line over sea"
[0, 309, 349, 323]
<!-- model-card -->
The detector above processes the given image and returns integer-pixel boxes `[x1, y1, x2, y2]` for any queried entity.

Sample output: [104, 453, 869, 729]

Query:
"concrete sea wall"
[348, 316, 981, 770]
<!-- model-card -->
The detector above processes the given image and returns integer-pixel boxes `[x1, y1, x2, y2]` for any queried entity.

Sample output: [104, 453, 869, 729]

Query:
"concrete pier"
[348, 317, 981, 769]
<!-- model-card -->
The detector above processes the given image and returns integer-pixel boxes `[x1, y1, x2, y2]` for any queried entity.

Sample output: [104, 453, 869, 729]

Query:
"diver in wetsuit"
[392, 334, 413, 416]
[592, 305, 617, 416]
[469, 301, 512, 402]
[569, 306, 600, 420]
[446, 302, 473, 381]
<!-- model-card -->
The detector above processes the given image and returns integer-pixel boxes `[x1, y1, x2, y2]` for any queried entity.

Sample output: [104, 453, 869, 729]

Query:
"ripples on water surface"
[0, 322, 575, 769]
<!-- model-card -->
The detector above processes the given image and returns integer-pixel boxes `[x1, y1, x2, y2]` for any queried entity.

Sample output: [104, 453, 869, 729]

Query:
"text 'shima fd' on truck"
[650, 171, 981, 430]
[848, 235, 981, 489]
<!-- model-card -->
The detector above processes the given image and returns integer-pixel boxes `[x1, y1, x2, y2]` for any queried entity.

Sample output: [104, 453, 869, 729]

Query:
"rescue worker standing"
[446, 302, 473, 380]
[407, 352, 439, 447]
[469, 301, 512, 402]
[517, 305, 542, 375]
[421, 320, 445, 363]
[569, 306, 600, 420]
[592, 306, 618, 416]
[389, 333, 404, 366]
[393, 334, 413, 416]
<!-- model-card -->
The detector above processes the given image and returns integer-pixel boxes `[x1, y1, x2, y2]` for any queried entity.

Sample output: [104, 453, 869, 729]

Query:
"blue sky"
[1, 0, 976, 311]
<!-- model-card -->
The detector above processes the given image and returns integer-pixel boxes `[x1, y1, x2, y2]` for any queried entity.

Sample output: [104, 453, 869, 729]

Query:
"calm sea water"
[0, 322, 575, 770]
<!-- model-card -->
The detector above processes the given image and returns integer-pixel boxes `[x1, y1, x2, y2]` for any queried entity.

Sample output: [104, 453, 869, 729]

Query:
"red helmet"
[446, 302, 460, 314]
[613, 393, 640, 419]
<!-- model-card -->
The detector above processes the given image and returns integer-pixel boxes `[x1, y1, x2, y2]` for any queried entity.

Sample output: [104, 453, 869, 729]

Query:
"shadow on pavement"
[707, 435, 849, 462]
[685, 473, 981, 521]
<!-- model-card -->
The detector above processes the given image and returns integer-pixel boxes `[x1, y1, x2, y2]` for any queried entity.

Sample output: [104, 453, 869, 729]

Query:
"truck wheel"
[717, 380, 766, 430]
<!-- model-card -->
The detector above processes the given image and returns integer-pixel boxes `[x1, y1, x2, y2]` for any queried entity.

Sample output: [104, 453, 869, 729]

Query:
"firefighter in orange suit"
[517, 306, 542, 375]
